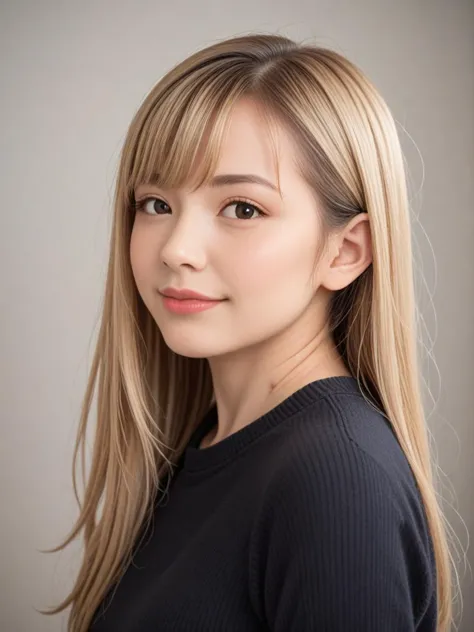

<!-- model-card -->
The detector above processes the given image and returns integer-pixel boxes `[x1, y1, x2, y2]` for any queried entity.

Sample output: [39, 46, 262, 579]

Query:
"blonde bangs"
[126, 67, 252, 194]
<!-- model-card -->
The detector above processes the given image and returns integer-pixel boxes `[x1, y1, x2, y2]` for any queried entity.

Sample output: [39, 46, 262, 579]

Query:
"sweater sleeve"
[249, 440, 436, 631]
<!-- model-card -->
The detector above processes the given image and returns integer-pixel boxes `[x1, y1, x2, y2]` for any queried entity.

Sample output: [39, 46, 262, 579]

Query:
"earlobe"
[320, 215, 372, 292]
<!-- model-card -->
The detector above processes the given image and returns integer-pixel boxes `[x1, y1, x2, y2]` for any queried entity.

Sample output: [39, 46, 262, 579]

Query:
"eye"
[133, 197, 171, 215]
[132, 196, 265, 220]
[220, 199, 265, 220]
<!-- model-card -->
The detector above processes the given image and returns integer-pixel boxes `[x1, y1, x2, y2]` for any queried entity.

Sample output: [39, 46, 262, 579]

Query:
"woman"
[47, 33, 454, 631]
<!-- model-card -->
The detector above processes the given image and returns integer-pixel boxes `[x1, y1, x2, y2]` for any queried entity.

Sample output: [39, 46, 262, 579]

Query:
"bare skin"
[131, 97, 372, 448]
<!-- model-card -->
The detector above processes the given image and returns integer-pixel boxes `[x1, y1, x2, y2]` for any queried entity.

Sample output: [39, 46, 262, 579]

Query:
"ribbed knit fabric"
[89, 376, 437, 631]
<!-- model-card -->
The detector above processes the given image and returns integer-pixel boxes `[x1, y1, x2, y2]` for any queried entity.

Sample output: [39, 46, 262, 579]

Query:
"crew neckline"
[182, 375, 362, 474]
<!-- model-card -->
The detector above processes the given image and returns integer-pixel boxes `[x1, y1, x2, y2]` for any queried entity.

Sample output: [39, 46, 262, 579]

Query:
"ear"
[320, 214, 372, 292]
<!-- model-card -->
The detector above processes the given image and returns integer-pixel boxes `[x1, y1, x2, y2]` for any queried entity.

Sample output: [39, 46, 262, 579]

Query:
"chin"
[159, 328, 223, 359]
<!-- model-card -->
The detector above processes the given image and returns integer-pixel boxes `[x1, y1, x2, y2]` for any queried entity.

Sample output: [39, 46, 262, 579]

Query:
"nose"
[160, 212, 208, 272]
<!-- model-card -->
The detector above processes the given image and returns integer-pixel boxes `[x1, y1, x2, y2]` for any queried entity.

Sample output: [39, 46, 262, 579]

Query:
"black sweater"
[90, 376, 437, 631]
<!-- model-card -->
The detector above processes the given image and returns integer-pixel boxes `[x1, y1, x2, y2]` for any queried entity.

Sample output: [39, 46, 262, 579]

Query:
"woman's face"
[130, 98, 326, 359]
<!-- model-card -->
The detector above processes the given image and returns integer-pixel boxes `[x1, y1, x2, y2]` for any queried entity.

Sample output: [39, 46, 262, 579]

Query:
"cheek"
[212, 226, 320, 349]
[225, 226, 318, 298]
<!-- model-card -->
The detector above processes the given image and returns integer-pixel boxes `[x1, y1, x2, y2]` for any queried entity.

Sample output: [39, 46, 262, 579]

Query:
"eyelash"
[132, 196, 266, 220]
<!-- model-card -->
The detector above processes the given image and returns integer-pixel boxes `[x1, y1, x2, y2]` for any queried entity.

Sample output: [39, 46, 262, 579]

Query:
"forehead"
[166, 98, 297, 198]
[206, 98, 297, 191]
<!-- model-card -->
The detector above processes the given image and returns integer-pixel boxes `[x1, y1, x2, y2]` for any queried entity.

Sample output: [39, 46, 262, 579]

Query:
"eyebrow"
[208, 173, 279, 192]
[141, 173, 279, 192]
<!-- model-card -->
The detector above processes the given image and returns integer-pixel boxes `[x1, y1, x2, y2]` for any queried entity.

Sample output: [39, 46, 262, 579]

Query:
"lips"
[160, 287, 221, 301]
[159, 289, 225, 315]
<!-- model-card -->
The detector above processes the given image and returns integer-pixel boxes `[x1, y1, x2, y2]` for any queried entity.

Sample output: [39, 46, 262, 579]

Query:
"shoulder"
[268, 389, 424, 522]
[256, 390, 408, 533]
[266, 389, 435, 560]
[248, 391, 437, 630]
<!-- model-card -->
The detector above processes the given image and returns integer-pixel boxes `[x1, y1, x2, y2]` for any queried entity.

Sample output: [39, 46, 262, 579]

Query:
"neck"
[205, 306, 350, 447]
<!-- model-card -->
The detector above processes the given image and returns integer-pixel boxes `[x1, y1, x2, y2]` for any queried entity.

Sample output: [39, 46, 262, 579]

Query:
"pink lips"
[160, 287, 225, 314]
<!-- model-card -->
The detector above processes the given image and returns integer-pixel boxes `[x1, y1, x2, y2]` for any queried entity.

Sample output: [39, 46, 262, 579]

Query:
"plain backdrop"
[1, 1, 473, 630]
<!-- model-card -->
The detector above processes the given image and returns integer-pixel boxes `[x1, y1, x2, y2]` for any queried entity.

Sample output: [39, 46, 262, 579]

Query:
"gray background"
[1, 1, 472, 630]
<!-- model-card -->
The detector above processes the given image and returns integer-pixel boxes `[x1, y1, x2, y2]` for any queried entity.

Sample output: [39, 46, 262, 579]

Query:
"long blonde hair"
[46, 33, 457, 631]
